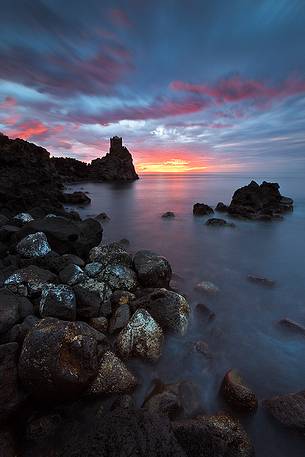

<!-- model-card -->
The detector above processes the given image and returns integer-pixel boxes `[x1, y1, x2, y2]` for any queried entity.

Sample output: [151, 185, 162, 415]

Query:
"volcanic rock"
[220, 369, 258, 412]
[0, 288, 33, 335]
[89, 241, 132, 267]
[195, 280, 219, 294]
[17, 232, 51, 258]
[247, 275, 275, 287]
[61, 191, 91, 205]
[84, 262, 104, 277]
[215, 202, 228, 212]
[193, 203, 214, 216]
[162, 211, 175, 218]
[4, 265, 57, 297]
[59, 263, 87, 286]
[133, 250, 172, 288]
[263, 390, 305, 431]
[39, 284, 76, 320]
[206, 218, 235, 227]
[98, 264, 137, 292]
[109, 303, 130, 334]
[74, 278, 112, 318]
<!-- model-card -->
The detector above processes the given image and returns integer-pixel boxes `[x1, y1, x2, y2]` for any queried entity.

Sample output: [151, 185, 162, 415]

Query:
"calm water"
[67, 173, 305, 456]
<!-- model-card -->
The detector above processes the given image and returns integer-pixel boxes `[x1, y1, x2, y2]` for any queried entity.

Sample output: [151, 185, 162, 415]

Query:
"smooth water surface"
[67, 173, 305, 456]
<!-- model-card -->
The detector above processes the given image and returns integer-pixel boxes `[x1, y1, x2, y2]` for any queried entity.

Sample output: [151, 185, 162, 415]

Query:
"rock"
[173, 414, 254, 457]
[109, 304, 130, 334]
[263, 390, 305, 431]
[4, 265, 57, 297]
[26, 413, 62, 441]
[220, 369, 258, 412]
[119, 238, 130, 247]
[20, 251, 70, 274]
[62, 254, 85, 267]
[19, 317, 99, 399]
[0, 428, 17, 457]
[193, 340, 211, 357]
[206, 218, 235, 227]
[61, 191, 91, 205]
[89, 241, 132, 267]
[116, 308, 163, 362]
[0, 214, 9, 227]
[74, 278, 112, 318]
[111, 394, 135, 410]
[16, 232, 51, 258]
[195, 281, 219, 294]
[195, 303, 216, 322]
[110, 290, 136, 308]
[3, 315, 39, 345]
[87, 317, 108, 334]
[144, 390, 181, 418]
[84, 262, 104, 277]
[193, 203, 214, 216]
[17, 216, 103, 257]
[39, 284, 76, 320]
[132, 288, 190, 335]
[0, 288, 33, 335]
[13, 212, 34, 226]
[87, 351, 137, 395]
[51, 156, 90, 181]
[278, 318, 305, 337]
[162, 211, 175, 218]
[0, 224, 20, 243]
[59, 264, 87, 286]
[98, 264, 138, 292]
[89, 136, 139, 181]
[215, 202, 228, 212]
[95, 212, 110, 222]
[133, 250, 172, 288]
[228, 180, 293, 220]
[247, 275, 275, 287]
[0, 342, 23, 422]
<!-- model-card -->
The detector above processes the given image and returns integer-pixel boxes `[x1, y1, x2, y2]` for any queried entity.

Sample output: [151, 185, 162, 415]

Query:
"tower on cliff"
[110, 136, 123, 150]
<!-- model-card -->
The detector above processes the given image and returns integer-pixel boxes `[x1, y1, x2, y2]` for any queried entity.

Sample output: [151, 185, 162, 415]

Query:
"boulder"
[13, 212, 34, 226]
[133, 250, 172, 288]
[215, 202, 228, 212]
[195, 281, 219, 294]
[2, 315, 39, 345]
[116, 308, 163, 361]
[109, 304, 130, 334]
[0, 342, 23, 422]
[39, 284, 76, 320]
[4, 265, 57, 297]
[74, 278, 112, 318]
[0, 288, 33, 335]
[18, 318, 99, 399]
[61, 192, 91, 205]
[89, 242, 132, 267]
[61, 254, 85, 267]
[110, 290, 136, 308]
[263, 390, 305, 431]
[193, 203, 214, 216]
[206, 218, 235, 227]
[162, 211, 175, 218]
[173, 414, 254, 457]
[98, 264, 137, 291]
[59, 264, 87, 286]
[84, 262, 104, 278]
[87, 351, 137, 395]
[87, 317, 108, 334]
[132, 288, 190, 335]
[16, 232, 51, 258]
[220, 369, 258, 412]
[95, 212, 110, 222]
[195, 303, 216, 322]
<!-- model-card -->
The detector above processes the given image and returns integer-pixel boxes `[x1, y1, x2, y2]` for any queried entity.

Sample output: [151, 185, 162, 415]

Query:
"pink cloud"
[6, 120, 64, 141]
[0, 96, 17, 109]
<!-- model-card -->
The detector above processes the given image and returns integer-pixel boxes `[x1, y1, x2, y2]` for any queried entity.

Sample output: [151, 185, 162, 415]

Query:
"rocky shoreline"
[0, 134, 299, 457]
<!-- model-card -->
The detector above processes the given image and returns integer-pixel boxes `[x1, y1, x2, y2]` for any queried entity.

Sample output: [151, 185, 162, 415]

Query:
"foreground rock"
[133, 250, 172, 288]
[116, 309, 164, 361]
[19, 318, 99, 399]
[4, 265, 57, 297]
[89, 241, 132, 267]
[0, 342, 23, 422]
[220, 369, 258, 412]
[16, 232, 51, 258]
[98, 264, 137, 291]
[173, 414, 254, 457]
[228, 180, 293, 220]
[263, 390, 305, 431]
[193, 203, 214, 216]
[74, 278, 112, 318]
[0, 288, 33, 336]
[39, 284, 76, 320]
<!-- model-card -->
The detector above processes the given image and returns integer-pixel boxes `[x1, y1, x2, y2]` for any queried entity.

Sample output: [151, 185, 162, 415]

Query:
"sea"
[65, 173, 305, 457]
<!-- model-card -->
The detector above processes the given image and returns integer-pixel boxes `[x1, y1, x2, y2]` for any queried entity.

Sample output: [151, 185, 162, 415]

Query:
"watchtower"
[110, 136, 122, 149]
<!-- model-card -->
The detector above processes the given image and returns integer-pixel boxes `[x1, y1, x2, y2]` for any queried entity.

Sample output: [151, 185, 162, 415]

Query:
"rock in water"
[39, 284, 76, 320]
[89, 136, 139, 181]
[220, 369, 258, 412]
[16, 232, 51, 258]
[18, 318, 98, 399]
[162, 211, 175, 218]
[206, 218, 235, 227]
[228, 180, 293, 220]
[61, 192, 91, 205]
[193, 203, 214, 216]
[215, 202, 228, 212]
[87, 351, 137, 395]
[116, 309, 164, 362]
[263, 391, 305, 431]
[133, 250, 172, 288]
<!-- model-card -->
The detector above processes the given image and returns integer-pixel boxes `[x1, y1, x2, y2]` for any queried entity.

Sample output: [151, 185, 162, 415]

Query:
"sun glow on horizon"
[136, 158, 208, 173]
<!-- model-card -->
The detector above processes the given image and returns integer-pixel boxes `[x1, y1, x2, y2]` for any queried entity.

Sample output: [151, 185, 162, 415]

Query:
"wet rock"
[74, 278, 112, 318]
[16, 232, 51, 258]
[89, 241, 132, 267]
[98, 264, 138, 292]
[110, 290, 136, 308]
[39, 284, 76, 320]
[111, 394, 135, 410]
[278, 318, 305, 337]
[195, 303, 216, 322]
[193, 203, 214, 216]
[206, 218, 235, 227]
[263, 390, 305, 431]
[21, 251, 70, 274]
[116, 308, 163, 361]
[0, 342, 23, 422]
[87, 351, 137, 395]
[133, 288, 190, 335]
[61, 191, 91, 205]
[4, 265, 57, 297]
[215, 202, 228, 212]
[26, 413, 62, 441]
[221, 369, 258, 412]
[19, 317, 98, 399]
[133, 250, 172, 288]
[109, 304, 130, 334]
[0, 288, 33, 335]
[247, 275, 275, 287]
[193, 340, 211, 357]
[173, 414, 254, 457]
[162, 211, 175, 218]
[195, 280, 219, 294]
[84, 261, 104, 278]
[144, 390, 181, 418]
[119, 238, 130, 247]
[95, 212, 110, 222]
[13, 212, 34, 226]
[88, 316, 108, 334]
[59, 263, 87, 286]
[62, 253, 85, 267]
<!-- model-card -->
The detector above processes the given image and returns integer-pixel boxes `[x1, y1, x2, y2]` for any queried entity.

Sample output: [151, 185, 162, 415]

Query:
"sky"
[0, 0, 305, 173]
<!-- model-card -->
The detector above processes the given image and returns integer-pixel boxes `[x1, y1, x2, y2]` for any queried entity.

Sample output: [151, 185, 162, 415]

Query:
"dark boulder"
[18, 317, 99, 399]
[220, 369, 258, 412]
[0, 288, 33, 335]
[61, 191, 91, 205]
[162, 211, 175, 218]
[193, 203, 214, 216]
[59, 263, 87, 286]
[2, 315, 39, 345]
[16, 232, 51, 258]
[74, 278, 112, 318]
[263, 390, 305, 431]
[109, 303, 130, 334]
[39, 284, 76, 320]
[247, 275, 275, 287]
[215, 202, 228, 212]
[4, 265, 57, 297]
[89, 241, 132, 267]
[97, 264, 138, 292]
[133, 250, 172, 288]
[0, 342, 23, 422]
[206, 218, 235, 227]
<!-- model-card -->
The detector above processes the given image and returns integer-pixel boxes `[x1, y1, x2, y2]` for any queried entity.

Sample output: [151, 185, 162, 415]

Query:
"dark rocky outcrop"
[263, 390, 305, 431]
[206, 218, 235, 227]
[61, 192, 91, 205]
[193, 203, 214, 216]
[228, 180, 293, 220]
[220, 369, 258, 412]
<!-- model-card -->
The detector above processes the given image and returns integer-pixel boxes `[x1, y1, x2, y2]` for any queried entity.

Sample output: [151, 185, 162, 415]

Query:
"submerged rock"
[39, 284, 76, 320]
[195, 303, 216, 322]
[193, 203, 214, 216]
[278, 318, 305, 337]
[195, 280, 219, 294]
[116, 308, 164, 361]
[220, 369, 258, 412]
[4, 265, 57, 297]
[87, 351, 137, 395]
[247, 275, 275, 287]
[162, 211, 175, 218]
[263, 390, 305, 432]
[16, 232, 51, 258]
[19, 318, 98, 399]
[133, 250, 172, 288]
[206, 218, 235, 227]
